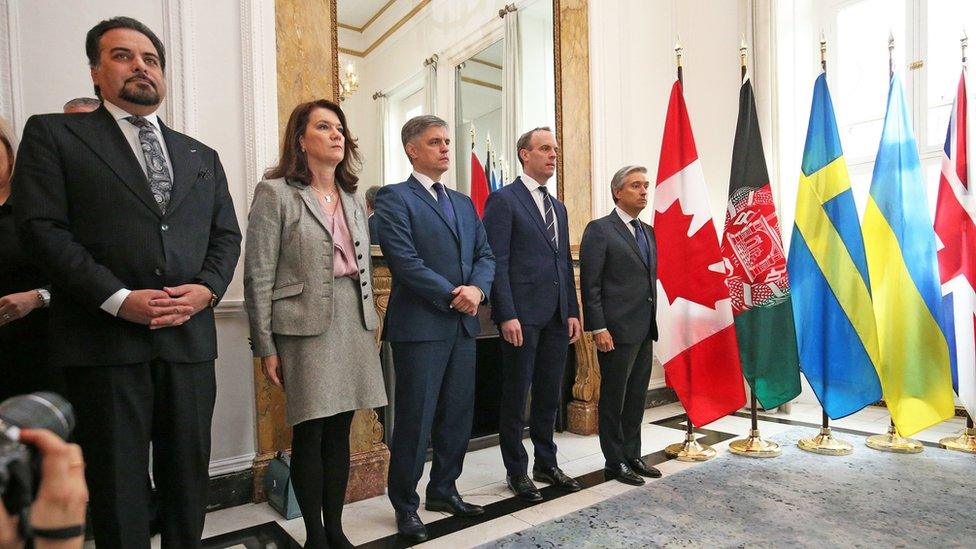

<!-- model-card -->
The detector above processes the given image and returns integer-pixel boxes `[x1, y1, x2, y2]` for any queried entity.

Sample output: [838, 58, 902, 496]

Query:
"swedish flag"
[788, 74, 883, 420]
[862, 74, 955, 437]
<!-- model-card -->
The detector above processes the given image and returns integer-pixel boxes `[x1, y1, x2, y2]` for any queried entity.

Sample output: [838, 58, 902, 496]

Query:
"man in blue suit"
[483, 127, 582, 502]
[374, 115, 495, 543]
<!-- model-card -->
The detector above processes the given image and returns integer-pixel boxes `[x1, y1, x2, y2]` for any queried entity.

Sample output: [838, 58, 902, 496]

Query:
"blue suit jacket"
[374, 175, 495, 341]
[482, 177, 579, 326]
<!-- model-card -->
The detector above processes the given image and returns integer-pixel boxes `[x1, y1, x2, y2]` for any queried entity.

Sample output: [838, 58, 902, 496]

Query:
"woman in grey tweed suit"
[244, 99, 386, 548]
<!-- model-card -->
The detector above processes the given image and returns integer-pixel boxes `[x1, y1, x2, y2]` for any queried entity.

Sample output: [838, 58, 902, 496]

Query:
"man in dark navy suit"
[374, 115, 495, 543]
[579, 165, 660, 487]
[483, 128, 582, 501]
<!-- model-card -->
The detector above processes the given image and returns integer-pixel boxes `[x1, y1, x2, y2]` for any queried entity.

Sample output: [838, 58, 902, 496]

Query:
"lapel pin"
[190, 148, 197, 153]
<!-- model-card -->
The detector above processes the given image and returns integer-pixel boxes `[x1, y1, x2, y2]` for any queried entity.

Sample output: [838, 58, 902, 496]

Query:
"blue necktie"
[432, 182, 457, 232]
[630, 219, 651, 267]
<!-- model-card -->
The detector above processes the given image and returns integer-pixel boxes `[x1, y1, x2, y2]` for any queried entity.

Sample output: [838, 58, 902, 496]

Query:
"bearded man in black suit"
[12, 16, 241, 548]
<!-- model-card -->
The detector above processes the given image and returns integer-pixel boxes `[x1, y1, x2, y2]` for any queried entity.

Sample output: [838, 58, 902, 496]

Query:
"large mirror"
[336, 0, 556, 196]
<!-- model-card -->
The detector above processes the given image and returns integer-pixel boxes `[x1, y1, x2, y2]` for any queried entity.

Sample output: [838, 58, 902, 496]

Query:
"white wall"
[590, 0, 749, 389]
[0, 0, 266, 475]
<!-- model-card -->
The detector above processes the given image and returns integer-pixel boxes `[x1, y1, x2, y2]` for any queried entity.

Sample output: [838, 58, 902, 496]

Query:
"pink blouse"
[321, 197, 360, 279]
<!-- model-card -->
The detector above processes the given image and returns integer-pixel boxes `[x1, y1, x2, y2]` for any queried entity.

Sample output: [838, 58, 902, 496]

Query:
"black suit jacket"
[579, 210, 657, 344]
[483, 177, 578, 326]
[11, 106, 241, 366]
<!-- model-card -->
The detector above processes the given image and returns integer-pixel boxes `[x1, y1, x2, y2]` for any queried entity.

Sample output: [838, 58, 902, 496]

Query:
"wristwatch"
[208, 289, 219, 308]
[36, 288, 51, 308]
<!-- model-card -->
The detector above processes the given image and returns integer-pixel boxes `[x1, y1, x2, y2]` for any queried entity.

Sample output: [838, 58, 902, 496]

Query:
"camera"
[0, 392, 75, 522]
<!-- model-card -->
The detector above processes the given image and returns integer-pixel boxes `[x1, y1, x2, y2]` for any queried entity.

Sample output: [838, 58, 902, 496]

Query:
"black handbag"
[264, 451, 302, 520]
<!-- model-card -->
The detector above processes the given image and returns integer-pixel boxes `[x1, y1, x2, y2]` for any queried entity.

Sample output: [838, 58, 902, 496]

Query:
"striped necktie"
[539, 185, 557, 249]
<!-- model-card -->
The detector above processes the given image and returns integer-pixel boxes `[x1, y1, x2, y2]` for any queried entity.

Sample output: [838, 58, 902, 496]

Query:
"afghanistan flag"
[862, 74, 955, 437]
[720, 75, 801, 410]
[654, 80, 747, 427]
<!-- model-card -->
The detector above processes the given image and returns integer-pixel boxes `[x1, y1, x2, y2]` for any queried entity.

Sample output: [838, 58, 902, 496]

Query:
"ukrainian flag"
[862, 74, 955, 437]
[788, 74, 883, 420]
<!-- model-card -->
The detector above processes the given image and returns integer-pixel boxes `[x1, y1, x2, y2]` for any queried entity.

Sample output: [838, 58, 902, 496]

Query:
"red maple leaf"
[655, 200, 730, 308]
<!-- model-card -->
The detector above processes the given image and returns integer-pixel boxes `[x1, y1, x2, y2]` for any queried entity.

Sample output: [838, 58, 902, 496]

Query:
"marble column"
[253, 0, 389, 505]
[554, 0, 601, 435]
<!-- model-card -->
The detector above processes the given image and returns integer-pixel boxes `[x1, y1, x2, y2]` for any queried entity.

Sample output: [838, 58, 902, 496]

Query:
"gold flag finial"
[963, 29, 969, 67]
[740, 36, 748, 75]
[888, 31, 895, 77]
[820, 30, 827, 72]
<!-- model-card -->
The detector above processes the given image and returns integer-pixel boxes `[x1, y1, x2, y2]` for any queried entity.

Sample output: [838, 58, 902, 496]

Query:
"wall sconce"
[339, 63, 359, 101]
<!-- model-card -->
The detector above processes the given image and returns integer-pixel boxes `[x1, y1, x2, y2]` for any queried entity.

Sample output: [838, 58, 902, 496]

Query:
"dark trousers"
[387, 325, 476, 514]
[64, 359, 216, 549]
[497, 311, 568, 475]
[597, 340, 653, 465]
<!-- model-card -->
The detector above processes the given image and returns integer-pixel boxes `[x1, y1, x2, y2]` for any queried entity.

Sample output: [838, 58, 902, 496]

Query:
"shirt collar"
[614, 206, 637, 225]
[103, 100, 161, 130]
[520, 174, 549, 193]
[412, 171, 441, 192]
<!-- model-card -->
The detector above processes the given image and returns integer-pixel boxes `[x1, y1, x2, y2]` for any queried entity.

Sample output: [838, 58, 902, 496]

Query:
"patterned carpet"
[481, 428, 976, 548]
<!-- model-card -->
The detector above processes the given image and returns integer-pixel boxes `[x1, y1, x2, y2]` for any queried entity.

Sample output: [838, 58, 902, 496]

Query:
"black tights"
[291, 411, 355, 549]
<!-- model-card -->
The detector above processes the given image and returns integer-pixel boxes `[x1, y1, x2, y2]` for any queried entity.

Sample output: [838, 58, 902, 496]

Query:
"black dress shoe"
[425, 494, 485, 516]
[604, 462, 645, 486]
[532, 465, 582, 492]
[395, 511, 428, 543]
[506, 474, 543, 502]
[627, 457, 662, 478]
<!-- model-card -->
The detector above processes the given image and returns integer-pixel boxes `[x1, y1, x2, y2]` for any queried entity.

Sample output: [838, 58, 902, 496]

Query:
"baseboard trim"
[645, 385, 678, 408]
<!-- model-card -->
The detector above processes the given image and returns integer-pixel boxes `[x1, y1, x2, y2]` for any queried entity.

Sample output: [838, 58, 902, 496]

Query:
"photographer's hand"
[19, 429, 87, 548]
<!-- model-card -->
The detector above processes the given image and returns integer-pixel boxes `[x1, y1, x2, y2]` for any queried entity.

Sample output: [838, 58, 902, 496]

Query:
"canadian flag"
[653, 80, 746, 427]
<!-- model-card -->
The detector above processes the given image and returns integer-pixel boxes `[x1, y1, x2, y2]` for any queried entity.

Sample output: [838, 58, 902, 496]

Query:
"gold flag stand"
[662, 39, 715, 464]
[729, 394, 781, 458]
[866, 419, 923, 453]
[665, 418, 717, 462]
[939, 413, 976, 454]
[798, 411, 853, 456]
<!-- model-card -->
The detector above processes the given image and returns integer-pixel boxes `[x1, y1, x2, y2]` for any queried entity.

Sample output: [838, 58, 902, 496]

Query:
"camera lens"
[0, 392, 75, 441]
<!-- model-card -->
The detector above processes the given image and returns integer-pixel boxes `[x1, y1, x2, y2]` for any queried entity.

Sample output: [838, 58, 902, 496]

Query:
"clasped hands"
[449, 285, 482, 316]
[118, 284, 212, 329]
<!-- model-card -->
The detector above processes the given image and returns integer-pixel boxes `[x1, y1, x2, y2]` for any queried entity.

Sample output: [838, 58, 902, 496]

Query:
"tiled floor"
[188, 403, 968, 548]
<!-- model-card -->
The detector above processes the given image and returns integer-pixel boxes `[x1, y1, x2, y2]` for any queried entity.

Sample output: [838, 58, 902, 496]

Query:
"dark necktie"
[431, 182, 457, 232]
[539, 185, 557, 249]
[630, 219, 651, 267]
[126, 115, 172, 213]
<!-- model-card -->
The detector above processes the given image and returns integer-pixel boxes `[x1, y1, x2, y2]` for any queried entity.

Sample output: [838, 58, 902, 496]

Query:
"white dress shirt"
[412, 171, 442, 199]
[519, 174, 558, 247]
[99, 100, 174, 316]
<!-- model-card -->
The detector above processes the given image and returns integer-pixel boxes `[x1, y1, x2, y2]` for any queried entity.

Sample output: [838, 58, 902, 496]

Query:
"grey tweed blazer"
[244, 177, 378, 357]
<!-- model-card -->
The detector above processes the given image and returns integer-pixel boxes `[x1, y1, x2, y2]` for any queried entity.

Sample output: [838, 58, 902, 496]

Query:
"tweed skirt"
[274, 276, 388, 426]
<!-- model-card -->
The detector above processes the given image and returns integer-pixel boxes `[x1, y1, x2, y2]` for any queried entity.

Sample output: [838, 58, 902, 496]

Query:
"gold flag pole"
[727, 37, 782, 459]
[797, 33, 855, 456]
[663, 39, 716, 462]
[938, 30, 976, 455]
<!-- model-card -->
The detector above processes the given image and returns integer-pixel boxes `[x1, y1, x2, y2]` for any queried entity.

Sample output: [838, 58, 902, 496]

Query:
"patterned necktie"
[539, 185, 557, 249]
[630, 219, 651, 267]
[431, 182, 457, 232]
[126, 115, 172, 213]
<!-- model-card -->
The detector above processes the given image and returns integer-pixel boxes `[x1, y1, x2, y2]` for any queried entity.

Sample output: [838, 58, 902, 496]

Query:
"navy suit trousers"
[497, 310, 569, 476]
[387, 323, 476, 513]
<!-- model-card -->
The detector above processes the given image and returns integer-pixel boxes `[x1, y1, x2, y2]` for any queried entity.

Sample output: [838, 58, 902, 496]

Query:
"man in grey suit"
[579, 165, 660, 487]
